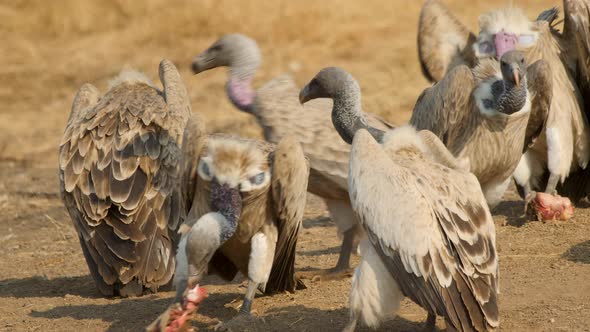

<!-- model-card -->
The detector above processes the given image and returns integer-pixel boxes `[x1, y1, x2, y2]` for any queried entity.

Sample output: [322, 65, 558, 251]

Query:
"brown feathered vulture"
[418, 0, 590, 209]
[59, 60, 205, 297]
[410, 50, 552, 208]
[173, 134, 309, 329]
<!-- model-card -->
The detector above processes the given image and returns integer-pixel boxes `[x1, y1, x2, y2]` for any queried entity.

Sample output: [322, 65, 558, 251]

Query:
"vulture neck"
[495, 79, 527, 115]
[210, 181, 243, 243]
[226, 54, 260, 114]
[332, 88, 384, 145]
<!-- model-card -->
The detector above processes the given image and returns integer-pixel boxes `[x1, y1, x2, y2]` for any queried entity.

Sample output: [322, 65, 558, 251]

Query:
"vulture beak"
[299, 84, 312, 105]
[191, 52, 214, 74]
[513, 67, 521, 87]
[299, 81, 326, 105]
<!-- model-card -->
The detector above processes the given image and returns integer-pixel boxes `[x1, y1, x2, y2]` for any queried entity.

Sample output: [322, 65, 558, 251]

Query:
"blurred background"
[1, 0, 553, 167]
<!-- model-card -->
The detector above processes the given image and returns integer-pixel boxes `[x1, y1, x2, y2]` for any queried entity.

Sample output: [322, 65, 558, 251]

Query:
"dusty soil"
[1, 0, 589, 331]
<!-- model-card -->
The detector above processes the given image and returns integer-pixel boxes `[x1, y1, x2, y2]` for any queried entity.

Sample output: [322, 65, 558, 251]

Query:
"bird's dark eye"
[249, 173, 265, 185]
[520, 58, 525, 64]
[210, 44, 223, 52]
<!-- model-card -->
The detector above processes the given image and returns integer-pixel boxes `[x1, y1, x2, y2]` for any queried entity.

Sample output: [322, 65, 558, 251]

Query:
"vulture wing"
[418, 0, 477, 82]
[523, 60, 553, 152]
[564, 0, 590, 107]
[266, 136, 310, 293]
[59, 60, 191, 296]
[410, 65, 476, 148]
[348, 129, 499, 331]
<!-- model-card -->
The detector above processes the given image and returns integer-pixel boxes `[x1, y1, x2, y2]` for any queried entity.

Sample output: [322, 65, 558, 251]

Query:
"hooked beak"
[191, 52, 214, 74]
[299, 85, 311, 105]
[512, 67, 521, 87]
[299, 82, 326, 105]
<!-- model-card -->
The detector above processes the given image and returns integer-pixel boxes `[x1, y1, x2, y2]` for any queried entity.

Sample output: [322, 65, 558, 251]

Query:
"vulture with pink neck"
[417, 0, 590, 210]
[191, 33, 395, 274]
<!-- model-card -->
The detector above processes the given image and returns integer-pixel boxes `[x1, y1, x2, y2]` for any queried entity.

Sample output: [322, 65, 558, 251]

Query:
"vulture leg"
[342, 313, 358, 332]
[335, 228, 355, 270]
[215, 233, 275, 331]
[545, 173, 560, 195]
[243, 231, 276, 314]
[326, 200, 362, 274]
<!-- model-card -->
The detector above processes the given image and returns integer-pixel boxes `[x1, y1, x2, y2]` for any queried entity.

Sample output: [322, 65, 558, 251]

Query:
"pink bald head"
[495, 30, 518, 58]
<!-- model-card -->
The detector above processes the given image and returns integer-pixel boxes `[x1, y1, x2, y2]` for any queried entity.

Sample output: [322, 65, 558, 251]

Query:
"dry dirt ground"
[1, 0, 589, 331]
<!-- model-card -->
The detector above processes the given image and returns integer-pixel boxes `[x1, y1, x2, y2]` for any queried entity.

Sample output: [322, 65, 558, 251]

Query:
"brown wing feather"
[524, 59, 552, 152]
[266, 136, 309, 293]
[410, 65, 476, 144]
[418, 0, 477, 82]
[564, 0, 590, 87]
[59, 65, 190, 296]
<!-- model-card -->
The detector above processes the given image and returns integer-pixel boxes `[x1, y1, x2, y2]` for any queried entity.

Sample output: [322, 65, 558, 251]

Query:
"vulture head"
[300, 67, 384, 145]
[191, 33, 261, 112]
[191, 33, 261, 78]
[474, 8, 540, 60]
[500, 50, 527, 87]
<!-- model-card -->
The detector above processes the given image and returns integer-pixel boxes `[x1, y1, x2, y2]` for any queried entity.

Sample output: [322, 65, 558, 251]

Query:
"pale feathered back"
[348, 127, 499, 331]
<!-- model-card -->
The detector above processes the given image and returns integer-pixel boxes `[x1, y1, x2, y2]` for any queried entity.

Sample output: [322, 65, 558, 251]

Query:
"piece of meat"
[146, 285, 208, 332]
[528, 192, 574, 222]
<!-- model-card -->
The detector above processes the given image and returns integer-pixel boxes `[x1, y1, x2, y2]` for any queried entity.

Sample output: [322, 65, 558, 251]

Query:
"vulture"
[418, 0, 590, 206]
[190, 33, 394, 273]
[300, 67, 499, 332]
[59, 60, 205, 297]
[173, 134, 309, 327]
[410, 50, 552, 208]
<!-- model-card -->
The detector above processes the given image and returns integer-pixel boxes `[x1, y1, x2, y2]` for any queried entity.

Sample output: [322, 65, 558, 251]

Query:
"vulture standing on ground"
[300, 67, 499, 332]
[173, 134, 309, 329]
[190, 33, 394, 274]
[59, 60, 205, 297]
[411, 50, 552, 207]
[418, 0, 590, 207]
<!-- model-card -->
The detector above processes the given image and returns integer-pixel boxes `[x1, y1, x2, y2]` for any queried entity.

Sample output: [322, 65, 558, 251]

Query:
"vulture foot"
[527, 192, 574, 222]
[146, 284, 208, 332]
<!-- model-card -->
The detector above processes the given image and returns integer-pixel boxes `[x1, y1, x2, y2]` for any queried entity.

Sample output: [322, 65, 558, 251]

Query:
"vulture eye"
[239, 171, 269, 192]
[249, 173, 266, 185]
[197, 159, 213, 181]
[478, 41, 495, 55]
[518, 34, 535, 47]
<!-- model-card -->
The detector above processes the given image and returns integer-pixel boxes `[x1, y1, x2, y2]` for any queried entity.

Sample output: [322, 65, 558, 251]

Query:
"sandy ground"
[1, 0, 589, 331]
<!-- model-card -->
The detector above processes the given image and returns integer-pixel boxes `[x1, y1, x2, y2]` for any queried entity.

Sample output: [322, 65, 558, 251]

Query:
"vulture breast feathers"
[59, 60, 198, 297]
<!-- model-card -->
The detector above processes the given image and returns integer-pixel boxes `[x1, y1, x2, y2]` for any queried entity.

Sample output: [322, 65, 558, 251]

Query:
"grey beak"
[299, 84, 311, 105]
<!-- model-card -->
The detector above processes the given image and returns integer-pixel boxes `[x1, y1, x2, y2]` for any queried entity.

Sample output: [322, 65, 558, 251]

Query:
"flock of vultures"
[57, 0, 590, 331]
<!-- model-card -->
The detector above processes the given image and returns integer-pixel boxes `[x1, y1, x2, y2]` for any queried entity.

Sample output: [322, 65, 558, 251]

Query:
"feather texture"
[410, 59, 545, 207]
[348, 128, 499, 331]
[59, 60, 201, 296]
[185, 134, 307, 294]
